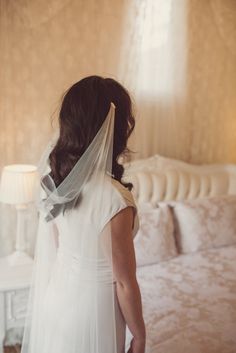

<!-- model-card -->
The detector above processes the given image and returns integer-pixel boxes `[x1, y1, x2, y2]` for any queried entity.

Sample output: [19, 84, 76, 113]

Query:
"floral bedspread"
[129, 245, 236, 353]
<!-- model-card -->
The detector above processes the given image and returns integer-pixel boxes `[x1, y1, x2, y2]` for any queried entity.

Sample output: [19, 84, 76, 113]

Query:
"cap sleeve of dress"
[100, 179, 139, 237]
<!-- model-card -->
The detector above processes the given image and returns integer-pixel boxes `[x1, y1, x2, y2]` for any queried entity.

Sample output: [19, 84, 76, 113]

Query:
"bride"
[21, 75, 146, 353]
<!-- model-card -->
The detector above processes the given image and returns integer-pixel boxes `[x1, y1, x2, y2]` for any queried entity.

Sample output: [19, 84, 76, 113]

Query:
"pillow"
[170, 195, 236, 253]
[134, 203, 177, 267]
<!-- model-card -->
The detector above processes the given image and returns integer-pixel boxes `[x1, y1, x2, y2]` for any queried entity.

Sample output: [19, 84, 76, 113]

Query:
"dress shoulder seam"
[111, 178, 136, 208]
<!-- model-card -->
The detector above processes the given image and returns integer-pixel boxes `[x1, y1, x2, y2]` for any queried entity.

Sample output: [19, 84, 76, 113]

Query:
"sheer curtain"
[119, 0, 236, 162]
[119, 0, 189, 160]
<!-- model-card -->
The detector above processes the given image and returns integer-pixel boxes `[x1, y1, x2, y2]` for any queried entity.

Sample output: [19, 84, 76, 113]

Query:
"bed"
[124, 154, 236, 353]
[2, 154, 236, 352]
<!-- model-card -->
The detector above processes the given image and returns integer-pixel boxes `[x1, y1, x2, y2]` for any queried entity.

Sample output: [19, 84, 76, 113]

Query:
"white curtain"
[119, 0, 188, 160]
[119, 0, 236, 162]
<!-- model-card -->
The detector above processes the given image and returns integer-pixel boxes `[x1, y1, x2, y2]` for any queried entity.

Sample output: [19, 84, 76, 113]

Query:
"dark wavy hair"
[48, 76, 135, 193]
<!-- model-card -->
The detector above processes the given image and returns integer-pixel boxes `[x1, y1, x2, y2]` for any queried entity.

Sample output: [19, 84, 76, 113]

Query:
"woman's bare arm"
[110, 207, 146, 353]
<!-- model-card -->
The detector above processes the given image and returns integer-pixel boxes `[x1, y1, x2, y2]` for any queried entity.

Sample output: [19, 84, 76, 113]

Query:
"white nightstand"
[0, 257, 33, 353]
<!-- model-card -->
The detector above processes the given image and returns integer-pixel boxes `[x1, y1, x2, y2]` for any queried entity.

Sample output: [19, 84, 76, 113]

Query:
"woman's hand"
[127, 337, 145, 353]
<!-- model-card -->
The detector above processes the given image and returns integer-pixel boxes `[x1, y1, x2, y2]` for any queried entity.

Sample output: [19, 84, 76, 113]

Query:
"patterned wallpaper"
[0, 0, 236, 170]
[0, 0, 130, 169]
[187, 0, 236, 163]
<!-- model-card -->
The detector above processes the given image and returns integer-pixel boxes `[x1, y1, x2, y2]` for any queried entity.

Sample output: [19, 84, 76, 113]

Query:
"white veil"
[21, 102, 119, 353]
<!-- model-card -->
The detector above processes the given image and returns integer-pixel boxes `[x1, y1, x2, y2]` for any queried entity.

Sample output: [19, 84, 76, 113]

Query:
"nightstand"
[0, 257, 33, 353]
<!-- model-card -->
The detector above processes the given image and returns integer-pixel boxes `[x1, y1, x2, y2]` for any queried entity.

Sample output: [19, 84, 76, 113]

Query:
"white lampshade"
[0, 164, 38, 205]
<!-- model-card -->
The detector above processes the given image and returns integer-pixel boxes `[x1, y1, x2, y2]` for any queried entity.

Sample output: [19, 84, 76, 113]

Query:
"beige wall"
[0, 0, 236, 170]
[186, 0, 236, 163]
[0, 0, 129, 168]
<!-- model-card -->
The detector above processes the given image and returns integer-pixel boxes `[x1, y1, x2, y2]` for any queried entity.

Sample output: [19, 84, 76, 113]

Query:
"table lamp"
[0, 164, 38, 266]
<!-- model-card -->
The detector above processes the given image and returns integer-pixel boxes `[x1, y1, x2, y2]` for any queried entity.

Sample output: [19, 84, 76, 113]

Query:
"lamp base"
[6, 251, 33, 267]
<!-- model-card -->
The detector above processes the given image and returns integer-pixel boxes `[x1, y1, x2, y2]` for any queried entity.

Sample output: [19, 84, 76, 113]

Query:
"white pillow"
[134, 204, 177, 267]
[170, 195, 236, 253]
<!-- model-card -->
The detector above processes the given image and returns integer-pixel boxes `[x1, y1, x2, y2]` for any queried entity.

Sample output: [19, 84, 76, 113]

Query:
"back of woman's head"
[49, 75, 135, 190]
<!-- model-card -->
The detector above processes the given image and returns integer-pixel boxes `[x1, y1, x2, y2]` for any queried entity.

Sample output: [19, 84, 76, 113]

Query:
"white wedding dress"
[38, 178, 139, 353]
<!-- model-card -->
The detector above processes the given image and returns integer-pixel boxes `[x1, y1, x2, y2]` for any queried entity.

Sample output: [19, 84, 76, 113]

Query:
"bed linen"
[169, 195, 236, 253]
[130, 244, 236, 353]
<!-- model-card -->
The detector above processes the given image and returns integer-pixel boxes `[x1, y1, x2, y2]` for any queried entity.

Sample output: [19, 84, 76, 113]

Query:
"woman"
[21, 76, 145, 353]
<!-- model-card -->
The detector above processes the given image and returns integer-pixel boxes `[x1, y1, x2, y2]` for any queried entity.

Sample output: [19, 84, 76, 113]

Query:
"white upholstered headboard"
[124, 155, 236, 204]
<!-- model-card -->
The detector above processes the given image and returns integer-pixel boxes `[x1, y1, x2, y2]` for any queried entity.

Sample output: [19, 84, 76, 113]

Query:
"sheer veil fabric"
[21, 102, 127, 353]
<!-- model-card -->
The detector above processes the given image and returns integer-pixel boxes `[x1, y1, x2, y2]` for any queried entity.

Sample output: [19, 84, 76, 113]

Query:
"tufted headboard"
[124, 155, 236, 205]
